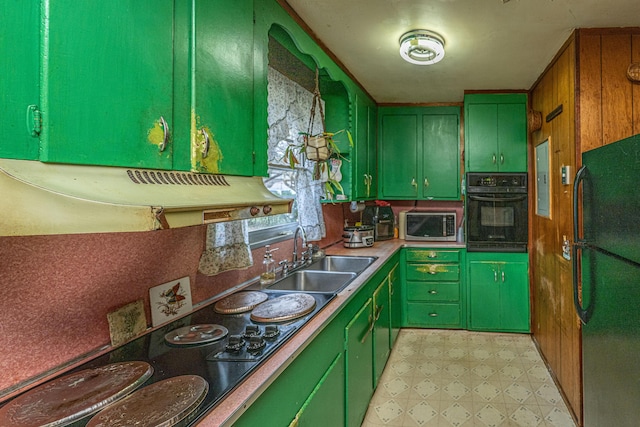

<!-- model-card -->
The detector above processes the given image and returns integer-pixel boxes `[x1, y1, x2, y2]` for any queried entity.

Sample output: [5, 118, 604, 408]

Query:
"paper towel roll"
[398, 211, 407, 239]
[349, 201, 365, 213]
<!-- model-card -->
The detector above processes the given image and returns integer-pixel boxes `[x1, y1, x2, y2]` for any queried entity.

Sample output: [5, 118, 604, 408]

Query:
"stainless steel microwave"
[403, 211, 457, 241]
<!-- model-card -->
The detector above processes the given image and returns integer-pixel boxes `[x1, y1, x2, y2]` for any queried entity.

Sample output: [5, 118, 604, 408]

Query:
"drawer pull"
[429, 313, 438, 317]
[428, 290, 438, 294]
[427, 252, 437, 258]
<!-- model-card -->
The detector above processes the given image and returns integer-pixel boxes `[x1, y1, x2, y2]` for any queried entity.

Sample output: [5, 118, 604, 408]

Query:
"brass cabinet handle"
[502, 271, 506, 282]
[494, 270, 498, 282]
[201, 128, 210, 158]
[500, 153, 505, 164]
[411, 177, 418, 191]
[159, 116, 169, 152]
[427, 252, 437, 258]
[492, 153, 497, 164]
[429, 313, 439, 317]
[361, 305, 383, 344]
[424, 177, 429, 187]
[428, 290, 438, 294]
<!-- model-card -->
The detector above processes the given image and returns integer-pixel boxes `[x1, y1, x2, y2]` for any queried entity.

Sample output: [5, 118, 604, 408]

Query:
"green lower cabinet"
[233, 316, 344, 427]
[403, 248, 465, 329]
[289, 353, 344, 427]
[346, 298, 374, 427]
[373, 278, 391, 387]
[467, 252, 530, 332]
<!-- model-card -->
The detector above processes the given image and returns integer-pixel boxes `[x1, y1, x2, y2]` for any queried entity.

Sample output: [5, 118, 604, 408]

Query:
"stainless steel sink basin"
[267, 270, 357, 293]
[307, 255, 376, 273]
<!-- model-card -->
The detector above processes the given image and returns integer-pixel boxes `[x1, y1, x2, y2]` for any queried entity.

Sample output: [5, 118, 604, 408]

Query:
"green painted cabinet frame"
[464, 93, 528, 173]
[378, 106, 461, 200]
[467, 251, 530, 332]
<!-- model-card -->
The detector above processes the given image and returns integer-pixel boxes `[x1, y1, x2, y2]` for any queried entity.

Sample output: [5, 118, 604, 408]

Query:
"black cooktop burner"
[0, 290, 335, 427]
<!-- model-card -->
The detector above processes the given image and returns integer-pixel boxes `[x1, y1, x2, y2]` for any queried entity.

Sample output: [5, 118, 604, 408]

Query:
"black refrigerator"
[572, 134, 640, 427]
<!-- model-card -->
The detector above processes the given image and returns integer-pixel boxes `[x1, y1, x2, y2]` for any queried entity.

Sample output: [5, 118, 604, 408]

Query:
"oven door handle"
[468, 194, 527, 202]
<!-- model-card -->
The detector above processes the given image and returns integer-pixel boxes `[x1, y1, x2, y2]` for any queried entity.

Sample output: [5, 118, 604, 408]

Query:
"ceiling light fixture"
[399, 30, 445, 65]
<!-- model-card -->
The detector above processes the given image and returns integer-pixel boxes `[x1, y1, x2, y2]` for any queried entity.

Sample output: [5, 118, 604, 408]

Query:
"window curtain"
[294, 168, 326, 241]
[267, 66, 326, 241]
[198, 221, 253, 276]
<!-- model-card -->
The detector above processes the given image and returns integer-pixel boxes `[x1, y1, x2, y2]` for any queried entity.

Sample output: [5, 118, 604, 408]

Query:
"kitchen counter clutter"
[0, 239, 464, 427]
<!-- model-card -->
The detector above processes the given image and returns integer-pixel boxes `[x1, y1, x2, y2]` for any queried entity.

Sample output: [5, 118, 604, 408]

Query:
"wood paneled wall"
[577, 28, 640, 152]
[530, 27, 640, 426]
[530, 35, 582, 425]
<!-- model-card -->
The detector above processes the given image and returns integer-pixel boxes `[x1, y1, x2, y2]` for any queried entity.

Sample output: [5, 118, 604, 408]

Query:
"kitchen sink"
[307, 255, 376, 274]
[266, 270, 357, 293]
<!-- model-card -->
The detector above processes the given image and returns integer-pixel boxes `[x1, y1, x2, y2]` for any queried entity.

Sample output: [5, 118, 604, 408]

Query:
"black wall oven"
[466, 172, 528, 252]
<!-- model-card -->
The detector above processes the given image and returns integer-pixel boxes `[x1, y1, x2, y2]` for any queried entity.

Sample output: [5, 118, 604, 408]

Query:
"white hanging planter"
[305, 135, 330, 161]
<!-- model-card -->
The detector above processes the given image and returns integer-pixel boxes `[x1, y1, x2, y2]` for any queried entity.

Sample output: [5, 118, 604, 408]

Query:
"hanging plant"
[282, 68, 353, 199]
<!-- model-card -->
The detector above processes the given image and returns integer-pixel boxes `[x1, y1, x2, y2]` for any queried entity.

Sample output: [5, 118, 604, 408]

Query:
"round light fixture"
[399, 30, 445, 65]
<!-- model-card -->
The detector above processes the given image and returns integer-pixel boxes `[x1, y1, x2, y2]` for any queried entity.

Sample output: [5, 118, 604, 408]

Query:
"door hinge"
[26, 104, 42, 137]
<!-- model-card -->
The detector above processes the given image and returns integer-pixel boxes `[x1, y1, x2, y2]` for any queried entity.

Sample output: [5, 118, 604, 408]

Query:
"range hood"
[0, 159, 292, 236]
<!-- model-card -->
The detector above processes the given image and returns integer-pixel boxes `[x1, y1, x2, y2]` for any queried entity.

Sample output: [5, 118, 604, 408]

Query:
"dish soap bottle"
[260, 245, 277, 285]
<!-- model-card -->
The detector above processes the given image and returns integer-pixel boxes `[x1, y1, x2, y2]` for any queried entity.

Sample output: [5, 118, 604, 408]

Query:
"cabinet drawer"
[406, 303, 461, 327]
[406, 281, 460, 302]
[406, 249, 460, 263]
[406, 264, 460, 282]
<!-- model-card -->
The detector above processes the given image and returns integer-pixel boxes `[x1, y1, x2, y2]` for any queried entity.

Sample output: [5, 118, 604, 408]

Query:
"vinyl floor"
[361, 329, 577, 427]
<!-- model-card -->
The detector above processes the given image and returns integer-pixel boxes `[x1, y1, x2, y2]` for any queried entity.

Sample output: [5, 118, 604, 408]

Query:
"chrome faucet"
[293, 225, 307, 266]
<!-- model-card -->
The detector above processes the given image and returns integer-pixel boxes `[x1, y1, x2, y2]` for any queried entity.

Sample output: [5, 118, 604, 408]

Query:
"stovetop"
[3, 290, 335, 426]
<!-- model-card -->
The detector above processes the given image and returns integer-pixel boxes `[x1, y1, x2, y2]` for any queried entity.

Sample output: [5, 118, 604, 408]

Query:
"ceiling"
[284, 0, 640, 104]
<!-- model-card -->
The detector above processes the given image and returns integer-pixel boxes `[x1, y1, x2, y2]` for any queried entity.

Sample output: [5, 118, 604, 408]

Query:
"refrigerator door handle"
[572, 165, 590, 324]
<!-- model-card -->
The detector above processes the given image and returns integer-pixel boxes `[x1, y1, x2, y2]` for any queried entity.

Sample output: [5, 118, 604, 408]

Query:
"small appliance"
[404, 211, 457, 241]
[362, 206, 395, 241]
[342, 225, 375, 248]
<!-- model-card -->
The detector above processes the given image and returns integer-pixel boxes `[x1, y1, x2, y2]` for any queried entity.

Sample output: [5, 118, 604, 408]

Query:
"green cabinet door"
[353, 94, 377, 200]
[41, 0, 175, 168]
[499, 260, 530, 330]
[421, 113, 460, 199]
[379, 107, 460, 200]
[291, 353, 344, 427]
[497, 103, 527, 172]
[373, 278, 391, 387]
[1, 2, 40, 160]
[467, 261, 502, 330]
[346, 298, 374, 427]
[188, 0, 254, 175]
[379, 114, 418, 198]
[465, 93, 527, 172]
[467, 252, 530, 332]
[466, 104, 498, 172]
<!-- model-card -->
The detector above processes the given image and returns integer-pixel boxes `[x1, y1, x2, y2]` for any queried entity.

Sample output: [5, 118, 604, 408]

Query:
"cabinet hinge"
[26, 104, 42, 137]
[252, 151, 256, 164]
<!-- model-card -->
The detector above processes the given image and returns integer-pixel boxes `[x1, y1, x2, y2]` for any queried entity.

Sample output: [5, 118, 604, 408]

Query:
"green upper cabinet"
[353, 93, 377, 200]
[187, 0, 254, 175]
[378, 106, 461, 200]
[41, 0, 175, 169]
[1, 1, 40, 160]
[16, 0, 255, 175]
[464, 93, 528, 172]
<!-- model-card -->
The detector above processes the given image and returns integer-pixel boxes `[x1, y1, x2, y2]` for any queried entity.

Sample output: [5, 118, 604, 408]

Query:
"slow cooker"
[343, 225, 374, 248]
